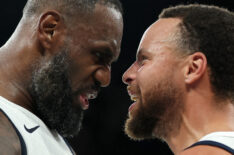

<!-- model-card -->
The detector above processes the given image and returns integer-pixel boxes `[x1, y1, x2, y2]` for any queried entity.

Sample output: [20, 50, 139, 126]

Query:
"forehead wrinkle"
[144, 30, 182, 57]
[139, 41, 176, 57]
[152, 28, 180, 45]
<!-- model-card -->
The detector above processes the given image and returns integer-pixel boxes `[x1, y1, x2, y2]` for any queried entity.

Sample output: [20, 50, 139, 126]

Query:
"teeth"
[87, 92, 98, 100]
[130, 96, 138, 102]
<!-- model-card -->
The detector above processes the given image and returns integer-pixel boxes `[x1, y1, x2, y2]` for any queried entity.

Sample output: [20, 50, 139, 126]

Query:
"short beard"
[124, 78, 184, 141]
[29, 51, 83, 138]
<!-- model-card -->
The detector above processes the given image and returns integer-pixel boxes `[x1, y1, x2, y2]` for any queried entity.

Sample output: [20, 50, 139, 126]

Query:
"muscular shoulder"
[179, 145, 232, 155]
[0, 111, 21, 155]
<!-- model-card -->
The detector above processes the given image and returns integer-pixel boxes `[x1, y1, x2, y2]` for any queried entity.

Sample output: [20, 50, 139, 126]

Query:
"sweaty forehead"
[86, 4, 122, 42]
[70, 3, 123, 34]
[94, 3, 123, 22]
[69, 4, 123, 45]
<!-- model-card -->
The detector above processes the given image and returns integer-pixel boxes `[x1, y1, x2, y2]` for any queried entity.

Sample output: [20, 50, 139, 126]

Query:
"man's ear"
[38, 10, 63, 51]
[183, 52, 207, 84]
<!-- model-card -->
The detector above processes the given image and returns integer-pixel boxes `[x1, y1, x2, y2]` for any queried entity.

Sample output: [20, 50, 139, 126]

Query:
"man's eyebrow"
[136, 49, 142, 60]
[136, 49, 151, 60]
[108, 47, 118, 62]
[109, 43, 120, 62]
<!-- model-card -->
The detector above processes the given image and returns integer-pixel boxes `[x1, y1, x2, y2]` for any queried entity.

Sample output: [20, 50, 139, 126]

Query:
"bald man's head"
[23, 0, 123, 23]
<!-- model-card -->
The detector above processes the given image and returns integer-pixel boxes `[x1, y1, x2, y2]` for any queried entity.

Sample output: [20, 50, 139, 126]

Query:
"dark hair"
[159, 4, 234, 100]
[23, 0, 123, 18]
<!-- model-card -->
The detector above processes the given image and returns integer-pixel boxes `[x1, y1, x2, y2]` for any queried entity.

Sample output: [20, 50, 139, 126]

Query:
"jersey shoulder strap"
[186, 132, 234, 154]
[187, 140, 234, 154]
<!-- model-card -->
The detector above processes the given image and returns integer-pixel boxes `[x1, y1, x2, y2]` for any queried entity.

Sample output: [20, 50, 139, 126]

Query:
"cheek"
[136, 65, 174, 106]
[136, 65, 159, 92]
[136, 74, 156, 108]
[69, 61, 88, 87]
[69, 54, 93, 77]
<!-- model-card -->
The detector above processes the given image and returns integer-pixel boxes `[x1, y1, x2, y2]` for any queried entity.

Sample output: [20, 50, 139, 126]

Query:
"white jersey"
[189, 132, 234, 154]
[0, 96, 74, 155]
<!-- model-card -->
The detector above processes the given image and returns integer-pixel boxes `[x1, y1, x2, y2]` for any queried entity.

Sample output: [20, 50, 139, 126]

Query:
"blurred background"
[0, 0, 233, 155]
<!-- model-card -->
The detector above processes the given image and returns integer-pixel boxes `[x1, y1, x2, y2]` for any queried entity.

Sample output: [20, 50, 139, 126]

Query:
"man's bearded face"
[29, 50, 99, 137]
[124, 76, 184, 141]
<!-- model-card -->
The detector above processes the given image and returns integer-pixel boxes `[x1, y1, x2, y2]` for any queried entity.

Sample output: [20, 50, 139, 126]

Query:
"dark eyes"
[92, 50, 113, 66]
[138, 55, 148, 66]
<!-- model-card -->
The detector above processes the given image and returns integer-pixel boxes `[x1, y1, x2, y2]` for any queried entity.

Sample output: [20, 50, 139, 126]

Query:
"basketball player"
[0, 0, 123, 154]
[122, 4, 234, 155]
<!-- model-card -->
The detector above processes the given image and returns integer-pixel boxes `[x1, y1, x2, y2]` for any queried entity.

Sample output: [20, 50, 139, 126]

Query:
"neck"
[0, 20, 39, 112]
[165, 99, 234, 155]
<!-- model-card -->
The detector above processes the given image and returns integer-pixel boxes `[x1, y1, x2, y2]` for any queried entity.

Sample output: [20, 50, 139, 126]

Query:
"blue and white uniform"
[0, 96, 75, 155]
[189, 131, 234, 154]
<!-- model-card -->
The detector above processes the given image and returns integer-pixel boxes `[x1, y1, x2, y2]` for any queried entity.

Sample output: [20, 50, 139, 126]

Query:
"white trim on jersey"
[0, 96, 74, 155]
[200, 131, 234, 150]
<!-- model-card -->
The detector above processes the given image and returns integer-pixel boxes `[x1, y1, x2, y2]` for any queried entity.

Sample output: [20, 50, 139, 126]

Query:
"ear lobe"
[38, 11, 61, 50]
[184, 52, 207, 84]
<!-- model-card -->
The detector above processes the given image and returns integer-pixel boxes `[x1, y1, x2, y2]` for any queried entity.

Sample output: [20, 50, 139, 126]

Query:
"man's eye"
[95, 52, 101, 58]
[138, 60, 145, 66]
[138, 56, 148, 66]
[94, 51, 111, 66]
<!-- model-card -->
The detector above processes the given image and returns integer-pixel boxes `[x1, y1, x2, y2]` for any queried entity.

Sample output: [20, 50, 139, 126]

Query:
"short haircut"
[23, 0, 123, 20]
[159, 4, 234, 100]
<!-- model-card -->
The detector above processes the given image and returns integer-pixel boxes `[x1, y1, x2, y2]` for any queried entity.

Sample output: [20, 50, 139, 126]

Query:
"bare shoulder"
[179, 145, 232, 155]
[0, 111, 21, 155]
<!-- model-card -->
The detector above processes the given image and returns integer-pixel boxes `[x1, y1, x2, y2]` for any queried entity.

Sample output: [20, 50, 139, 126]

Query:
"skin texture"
[0, 111, 21, 155]
[0, 2, 123, 154]
[123, 18, 185, 140]
[122, 18, 234, 155]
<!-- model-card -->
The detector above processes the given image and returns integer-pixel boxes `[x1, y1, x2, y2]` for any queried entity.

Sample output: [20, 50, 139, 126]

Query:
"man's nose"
[122, 62, 137, 85]
[94, 67, 111, 87]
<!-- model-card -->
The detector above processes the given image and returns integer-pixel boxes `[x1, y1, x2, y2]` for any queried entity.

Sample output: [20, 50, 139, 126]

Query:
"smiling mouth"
[79, 90, 98, 110]
[128, 95, 139, 113]
[126, 86, 141, 113]
[127, 86, 139, 101]
[130, 95, 138, 102]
